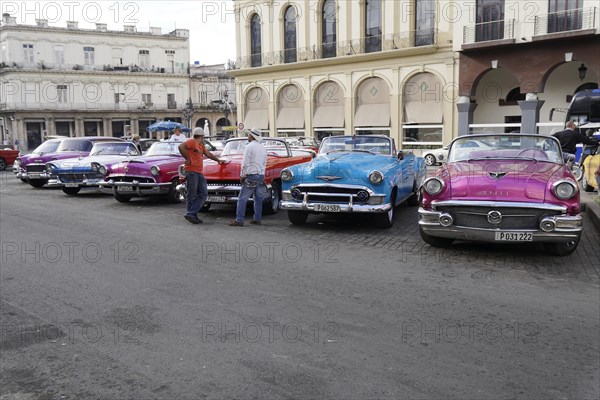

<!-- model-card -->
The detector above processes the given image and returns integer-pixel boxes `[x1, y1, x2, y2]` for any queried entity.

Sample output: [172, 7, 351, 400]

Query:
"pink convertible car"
[418, 134, 582, 256]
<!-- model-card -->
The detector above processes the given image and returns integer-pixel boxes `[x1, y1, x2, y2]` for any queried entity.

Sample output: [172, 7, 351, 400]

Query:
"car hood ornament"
[489, 171, 508, 180]
[316, 175, 342, 182]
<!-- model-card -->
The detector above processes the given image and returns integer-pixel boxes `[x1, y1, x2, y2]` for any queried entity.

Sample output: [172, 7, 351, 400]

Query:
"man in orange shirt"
[178, 128, 224, 224]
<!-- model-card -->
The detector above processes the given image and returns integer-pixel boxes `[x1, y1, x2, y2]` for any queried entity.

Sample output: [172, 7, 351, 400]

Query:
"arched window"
[284, 7, 297, 63]
[322, 0, 337, 58]
[365, 0, 382, 53]
[250, 14, 262, 67]
[500, 87, 526, 105]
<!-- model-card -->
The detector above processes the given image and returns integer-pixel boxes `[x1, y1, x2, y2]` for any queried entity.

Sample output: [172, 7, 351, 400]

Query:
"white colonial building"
[190, 63, 237, 137]
[230, 0, 458, 150]
[0, 13, 191, 149]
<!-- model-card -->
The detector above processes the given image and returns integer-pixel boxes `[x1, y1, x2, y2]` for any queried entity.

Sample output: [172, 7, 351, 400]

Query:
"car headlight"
[14, 159, 21, 167]
[552, 180, 577, 200]
[368, 170, 384, 185]
[91, 163, 99, 172]
[150, 166, 160, 176]
[281, 169, 293, 181]
[98, 165, 107, 175]
[46, 163, 55, 173]
[423, 177, 445, 195]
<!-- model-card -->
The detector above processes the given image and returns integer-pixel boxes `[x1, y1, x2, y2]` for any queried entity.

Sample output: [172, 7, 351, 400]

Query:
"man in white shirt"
[169, 128, 187, 142]
[230, 128, 267, 226]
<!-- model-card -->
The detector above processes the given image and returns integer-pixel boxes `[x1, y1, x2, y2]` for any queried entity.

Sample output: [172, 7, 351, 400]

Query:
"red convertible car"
[178, 138, 314, 214]
[0, 147, 19, 171]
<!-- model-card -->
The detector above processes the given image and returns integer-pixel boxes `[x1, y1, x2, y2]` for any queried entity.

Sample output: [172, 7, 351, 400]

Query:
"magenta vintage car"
[99, 141, 184, 203]
[418, 134, 583, 256]
[15, 137, 120, 188]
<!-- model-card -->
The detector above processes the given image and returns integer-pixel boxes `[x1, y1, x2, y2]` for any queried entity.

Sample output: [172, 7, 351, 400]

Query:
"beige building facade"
[230, 0, 458, 150]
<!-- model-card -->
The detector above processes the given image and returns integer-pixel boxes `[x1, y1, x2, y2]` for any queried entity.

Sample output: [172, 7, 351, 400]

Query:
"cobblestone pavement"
[1, 171, 599, 399]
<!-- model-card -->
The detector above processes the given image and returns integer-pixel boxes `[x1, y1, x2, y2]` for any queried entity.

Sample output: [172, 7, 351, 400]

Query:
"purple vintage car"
[99, 141, 184, 203]
[15, 136, 122, 188]
[418, 134, 583, 256]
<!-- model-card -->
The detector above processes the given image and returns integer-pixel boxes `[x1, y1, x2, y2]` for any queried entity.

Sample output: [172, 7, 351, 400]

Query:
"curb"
[581, 190, 600, 233]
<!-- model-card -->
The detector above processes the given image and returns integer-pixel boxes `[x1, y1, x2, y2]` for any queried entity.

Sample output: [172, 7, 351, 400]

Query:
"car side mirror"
[397, 151, 405, 160]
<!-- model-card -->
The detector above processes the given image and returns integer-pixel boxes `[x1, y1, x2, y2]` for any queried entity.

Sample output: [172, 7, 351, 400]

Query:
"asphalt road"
[1, 171, 599, 400]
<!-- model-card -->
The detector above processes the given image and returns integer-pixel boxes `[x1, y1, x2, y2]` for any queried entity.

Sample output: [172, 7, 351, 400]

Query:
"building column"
[45, 117, 55, 136]
[130, 117, 139, 136]
[75, 117, 84, 137]
[518, 94, 545, 134]
[456, 96, 477, 136]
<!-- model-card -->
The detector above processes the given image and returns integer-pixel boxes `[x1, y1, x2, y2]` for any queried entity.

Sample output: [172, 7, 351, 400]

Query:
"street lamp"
[183, 98, 195, 128]
[222, 92, 232, 138]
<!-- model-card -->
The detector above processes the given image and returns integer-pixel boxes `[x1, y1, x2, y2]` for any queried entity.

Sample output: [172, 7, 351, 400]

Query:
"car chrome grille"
[435, 205, 563, 229]
[207, 180, 242, 186]
[111, 176, 155, 184]
[26, 164, 46, 173]
[294, 185, 368, 204]
[58, 173, 101, 182]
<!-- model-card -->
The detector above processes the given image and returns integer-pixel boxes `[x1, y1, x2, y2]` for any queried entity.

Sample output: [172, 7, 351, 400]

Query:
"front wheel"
[28, 179, 47, 188]
[419, 226, 455, 247]
[62, 186, 81, 196]
[375, 193, 396, 228]
[0, 158, 6, 171]
[114, 193, 132, 203]
[543, 234, 581, 256]
[288, 210, 308, 226]
[263, 181, 280, 215]
[424, 154, 436, 166]
[165, 180, 182, 203]
[582, 173, 595, 192]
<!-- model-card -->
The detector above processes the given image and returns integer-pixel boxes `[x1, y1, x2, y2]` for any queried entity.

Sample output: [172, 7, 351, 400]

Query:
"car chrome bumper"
[16, 171, 52, 180]
[418, 207, 583, 243]
[99, 180, 171, 197]
[59, 178, 104, 188]
[175, 183, 272, 204]
[281, 199, 391, 213]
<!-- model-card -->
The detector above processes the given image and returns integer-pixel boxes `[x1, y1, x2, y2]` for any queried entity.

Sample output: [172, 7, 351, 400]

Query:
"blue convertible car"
[46, 141, 140, 196]
[280, 135, 427, 228]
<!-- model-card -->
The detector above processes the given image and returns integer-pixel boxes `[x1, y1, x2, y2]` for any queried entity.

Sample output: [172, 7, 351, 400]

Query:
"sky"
[1, 0, 237, 65]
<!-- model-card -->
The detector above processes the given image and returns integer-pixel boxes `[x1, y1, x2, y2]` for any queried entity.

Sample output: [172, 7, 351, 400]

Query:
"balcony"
[0, 62, 184, 75]
[0, 101, 177, 112]
[234, 30, 437, 70]
[462, 19, 515, 49]
[533, 7, 597, 39]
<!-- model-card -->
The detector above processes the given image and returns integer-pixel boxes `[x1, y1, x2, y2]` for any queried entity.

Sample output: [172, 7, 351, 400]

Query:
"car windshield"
[57, 139, 93, 153]
[146, 142, 182, 156]
[33, 140, 60, 154]
[90, 142, 138, 156]
[319, 136, 392, 155]
[140, 140, 158, 152]
[222, 138, 289, 156]
[447, 135, 563, 163]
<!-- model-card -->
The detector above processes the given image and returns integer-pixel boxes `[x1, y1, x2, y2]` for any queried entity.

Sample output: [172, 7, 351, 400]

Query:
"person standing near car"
[552, 121, 599, 161]
[230, 128, 267, 227]
[179, 128, 224, 224]
[169, 127, 187, 143]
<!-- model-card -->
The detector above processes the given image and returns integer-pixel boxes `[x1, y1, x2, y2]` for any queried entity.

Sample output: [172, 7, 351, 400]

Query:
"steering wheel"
[516, 148, 547, 159]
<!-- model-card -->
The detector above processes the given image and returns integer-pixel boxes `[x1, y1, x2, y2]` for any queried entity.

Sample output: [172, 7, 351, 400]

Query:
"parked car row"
[10, 133, 587, 256]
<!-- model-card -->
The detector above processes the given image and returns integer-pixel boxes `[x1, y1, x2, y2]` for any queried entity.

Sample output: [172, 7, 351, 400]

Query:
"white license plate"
[118, 186, 135, 192]
[28, 173, 41, 177]
[314, 204, 341, 212]
[64, 183, 79, 188]
[494, 232, 533, 241]
[207, 195, 226, 203]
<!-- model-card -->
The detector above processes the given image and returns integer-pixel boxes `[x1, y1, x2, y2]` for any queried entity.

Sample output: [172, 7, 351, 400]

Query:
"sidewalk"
[581, 190, 600, 233]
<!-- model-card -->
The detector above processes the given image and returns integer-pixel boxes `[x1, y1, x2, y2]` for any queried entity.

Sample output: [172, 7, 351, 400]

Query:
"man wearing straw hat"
[229, 128, 267, 226]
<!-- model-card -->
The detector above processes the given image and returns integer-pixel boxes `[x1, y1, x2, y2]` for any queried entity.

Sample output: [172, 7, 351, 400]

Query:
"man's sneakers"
[249, 220, 261, 225]
[184, 215, 203, 224]
[229, 220, 244, 227]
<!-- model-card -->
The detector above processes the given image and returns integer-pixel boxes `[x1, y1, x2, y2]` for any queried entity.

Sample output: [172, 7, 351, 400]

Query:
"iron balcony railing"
[463, 19, 515, 44]
[0, 62, 184, 74]
[235, 30, 437, 69]
[534, 7, 597, 36]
